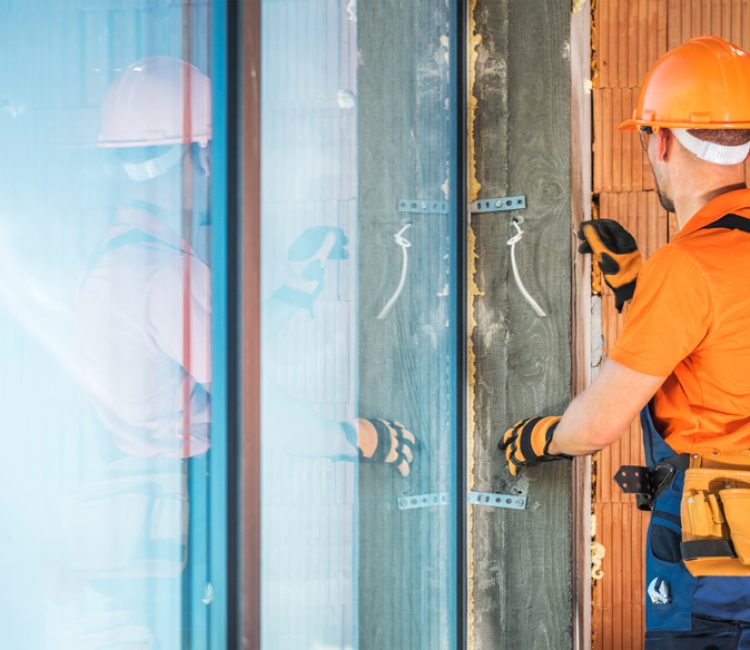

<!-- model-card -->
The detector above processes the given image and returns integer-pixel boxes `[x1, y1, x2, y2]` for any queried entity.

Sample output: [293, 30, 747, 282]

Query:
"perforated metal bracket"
[397, 492, 449, 511]
[468, 491, 527, 511]
[399, 490, 527, 511]
[397, 199, 449, 214]
[470, 195, 526, 214]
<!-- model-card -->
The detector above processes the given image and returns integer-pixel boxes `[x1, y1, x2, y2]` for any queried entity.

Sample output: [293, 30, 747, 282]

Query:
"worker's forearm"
[545, 359, 665, 457]
[546, 395, 615, 456]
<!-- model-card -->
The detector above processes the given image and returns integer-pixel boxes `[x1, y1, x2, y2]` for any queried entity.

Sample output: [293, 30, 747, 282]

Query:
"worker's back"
[612, 190, 750, 454]
[76, 205, 211, 458]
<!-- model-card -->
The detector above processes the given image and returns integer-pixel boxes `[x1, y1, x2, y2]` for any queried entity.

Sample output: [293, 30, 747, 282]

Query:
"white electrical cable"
[377, 224, 412, 320]
[507, 220, 547, 318]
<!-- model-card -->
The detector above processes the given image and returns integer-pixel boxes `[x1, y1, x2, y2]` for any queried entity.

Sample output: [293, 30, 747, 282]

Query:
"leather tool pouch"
[680, 452, 750, 577]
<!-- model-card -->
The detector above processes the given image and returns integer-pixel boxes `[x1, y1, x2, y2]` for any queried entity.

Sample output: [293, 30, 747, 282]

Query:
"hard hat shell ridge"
[98, 56, 211, 148]
[619, 36, 750, 131]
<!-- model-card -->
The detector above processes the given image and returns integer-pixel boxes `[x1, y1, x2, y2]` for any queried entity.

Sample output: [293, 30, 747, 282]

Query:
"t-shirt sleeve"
[609, 243, 713, 377]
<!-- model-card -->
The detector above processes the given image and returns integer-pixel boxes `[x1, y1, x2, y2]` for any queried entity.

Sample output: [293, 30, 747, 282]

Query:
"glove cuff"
[612, 278, 637, 313]
[541, 419, 573, 463]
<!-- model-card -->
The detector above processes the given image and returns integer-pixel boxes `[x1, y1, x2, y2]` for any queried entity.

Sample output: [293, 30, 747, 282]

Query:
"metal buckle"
[614, 463, 676, 512]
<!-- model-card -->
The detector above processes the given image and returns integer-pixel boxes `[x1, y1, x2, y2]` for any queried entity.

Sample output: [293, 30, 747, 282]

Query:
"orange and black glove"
[500, 416, 570, 477]
[342, 418, 416, 477]
[577, 219, 642, 312]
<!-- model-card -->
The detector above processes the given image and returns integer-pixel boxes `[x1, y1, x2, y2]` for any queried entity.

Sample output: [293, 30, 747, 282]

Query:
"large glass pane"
[261, 1, 459, 648]
[0, 2, 225, 647]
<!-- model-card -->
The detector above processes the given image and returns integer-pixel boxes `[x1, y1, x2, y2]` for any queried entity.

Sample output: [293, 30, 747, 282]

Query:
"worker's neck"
[672, 181, 747, 230]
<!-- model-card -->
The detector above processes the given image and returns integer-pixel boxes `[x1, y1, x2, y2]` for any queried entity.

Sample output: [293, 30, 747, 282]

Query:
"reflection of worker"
[265, 224, 417, 477]
[78, 56, 211, 459]
[80, 57, 416, 474]
[500, 37, 750, 646]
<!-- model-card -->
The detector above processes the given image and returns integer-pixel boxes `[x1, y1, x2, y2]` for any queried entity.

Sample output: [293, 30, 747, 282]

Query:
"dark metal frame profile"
[225, 0, 262, 647]
[454, 0, 468, 648]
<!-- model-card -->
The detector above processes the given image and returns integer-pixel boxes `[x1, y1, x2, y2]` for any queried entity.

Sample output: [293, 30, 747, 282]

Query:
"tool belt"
[617, 451, 750, 577]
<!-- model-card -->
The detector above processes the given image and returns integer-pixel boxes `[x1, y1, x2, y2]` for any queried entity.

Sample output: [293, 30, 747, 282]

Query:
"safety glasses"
[639, 125, 654, 152]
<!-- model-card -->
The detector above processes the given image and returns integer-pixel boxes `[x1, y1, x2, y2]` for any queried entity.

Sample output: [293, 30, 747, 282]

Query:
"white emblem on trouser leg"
[648, 577, 671, 605]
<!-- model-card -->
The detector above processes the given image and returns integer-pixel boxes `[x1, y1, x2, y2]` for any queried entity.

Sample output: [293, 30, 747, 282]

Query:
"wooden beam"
[468, 1, 572, 647]
[571, 5, 593, 650]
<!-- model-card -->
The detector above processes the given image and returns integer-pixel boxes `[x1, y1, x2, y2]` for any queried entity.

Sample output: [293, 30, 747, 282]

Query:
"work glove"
[577, 219, 642, 312]
[500, 416, 570, 477]
[342, 418, 417, 477]
[272, 226, 349, 313]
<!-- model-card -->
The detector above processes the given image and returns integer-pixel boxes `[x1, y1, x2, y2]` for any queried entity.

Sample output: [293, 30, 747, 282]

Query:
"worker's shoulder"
[641, 239, 703, 278]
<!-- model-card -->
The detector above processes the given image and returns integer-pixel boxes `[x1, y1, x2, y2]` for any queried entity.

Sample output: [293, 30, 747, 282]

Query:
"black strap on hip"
[681, 539, 737, 561]
[614, 454, 690, 512]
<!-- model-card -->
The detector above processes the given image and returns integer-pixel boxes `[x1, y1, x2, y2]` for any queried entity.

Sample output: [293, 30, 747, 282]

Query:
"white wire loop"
[506, 220, 547, 318]
[377, 224, 412, 320]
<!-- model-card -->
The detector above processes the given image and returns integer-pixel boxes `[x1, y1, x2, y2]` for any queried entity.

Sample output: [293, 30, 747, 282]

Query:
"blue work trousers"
[642, 405, 750, 649]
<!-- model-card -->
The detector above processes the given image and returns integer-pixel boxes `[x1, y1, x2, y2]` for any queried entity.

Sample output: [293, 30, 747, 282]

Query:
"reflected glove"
[500, 416, 569, 477]
[272, 226, 349, 312]
[342, 418, 416, 477]
[577, 219, 642, 312]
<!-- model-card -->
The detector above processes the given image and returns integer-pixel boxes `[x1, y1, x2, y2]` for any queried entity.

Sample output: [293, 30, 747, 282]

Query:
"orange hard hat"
[619, 36, 750, 131]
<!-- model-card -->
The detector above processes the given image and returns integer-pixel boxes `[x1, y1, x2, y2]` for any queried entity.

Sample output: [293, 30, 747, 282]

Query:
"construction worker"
[79, 56, 415, 471]
[77, 55, 213, 459]
[500, 36, 750, 647]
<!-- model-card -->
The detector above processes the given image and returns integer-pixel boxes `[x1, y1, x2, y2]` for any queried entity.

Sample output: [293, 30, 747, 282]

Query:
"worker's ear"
[656, 129, 672, 162]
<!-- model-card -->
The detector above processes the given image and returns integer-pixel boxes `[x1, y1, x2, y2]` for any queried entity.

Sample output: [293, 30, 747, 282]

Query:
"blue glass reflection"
[0, 2, 219, 648]
[261, 1, 458, 648]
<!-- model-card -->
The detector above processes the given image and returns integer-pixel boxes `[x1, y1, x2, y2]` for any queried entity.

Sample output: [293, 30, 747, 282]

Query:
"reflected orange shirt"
[610, 189, 750, 454]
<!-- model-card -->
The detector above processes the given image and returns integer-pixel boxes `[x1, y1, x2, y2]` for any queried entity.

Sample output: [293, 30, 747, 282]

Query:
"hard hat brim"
[97, 134, 211, 149]
[619, 118, 750, 132]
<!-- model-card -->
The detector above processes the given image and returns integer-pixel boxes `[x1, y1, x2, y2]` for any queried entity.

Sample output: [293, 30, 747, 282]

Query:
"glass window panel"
[0, 2, 225, 647]
[261, 1, 459, 648]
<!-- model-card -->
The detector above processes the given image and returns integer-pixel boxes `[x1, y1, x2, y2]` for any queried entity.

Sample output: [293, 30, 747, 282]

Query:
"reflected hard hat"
[619, 36, 750, 131]
[98, 56, 211, 148]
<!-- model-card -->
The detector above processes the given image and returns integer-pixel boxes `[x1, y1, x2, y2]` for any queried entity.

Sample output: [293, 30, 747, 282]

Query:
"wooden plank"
[629, 0, 639, 88]
[358, 1, 455, 647]
[612, 503, 623, 648]
[706, 0, 715, 34]
[732, 0, 741, 45]
[631, 91, 642, 191]
[592, 503, 604, 648]
[649, 0, 659, 69]
[469, 1, 572, 648]
[722, 0, 731, 39]
[683, 0, 692, 42]
[602, 504, 613, 650]
[619, 0, 628, 88]
[600, 0, 610, 88]
[603, 88, 613, 192]
[692, 0, 701, 39]
[712, 0, 721, 35]
[621, 503, 633, 649]
[594, 90, 603, 193]
[622, 94, 632, 190]
[668, 0, 682, 49]
[658, 0, 668, 55]
[571, 8, 594, 649]
[744, 0, 750, 52]
[612, 88, 622, 191]
[637, 0, 650, 77]
[238, 2, 261, 647]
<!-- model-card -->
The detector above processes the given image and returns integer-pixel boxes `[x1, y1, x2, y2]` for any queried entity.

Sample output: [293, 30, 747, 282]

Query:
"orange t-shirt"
[610, 189, 750, 454]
